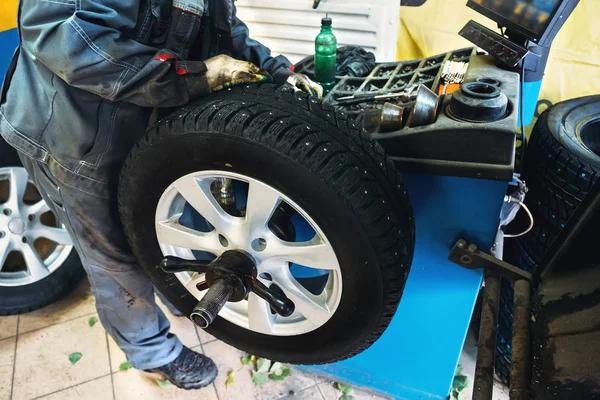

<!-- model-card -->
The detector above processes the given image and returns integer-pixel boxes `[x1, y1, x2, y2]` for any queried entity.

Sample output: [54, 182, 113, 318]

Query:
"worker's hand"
[285, 73, 323, 99]
[204, 55, 271, 92]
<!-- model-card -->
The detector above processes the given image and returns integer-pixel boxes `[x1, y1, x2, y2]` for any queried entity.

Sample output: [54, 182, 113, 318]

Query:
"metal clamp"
[448, 239, 533, 282]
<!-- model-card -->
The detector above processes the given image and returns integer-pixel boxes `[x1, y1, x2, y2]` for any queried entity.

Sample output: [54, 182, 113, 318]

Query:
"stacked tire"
[511, 95, 600, 271]
[0, 135, 84, 315]
[499, 96, 600, 384]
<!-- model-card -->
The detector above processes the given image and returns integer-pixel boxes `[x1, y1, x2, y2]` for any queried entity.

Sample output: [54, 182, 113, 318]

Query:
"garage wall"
[396, 0, 600, 106]
[236, 0, 400, 64]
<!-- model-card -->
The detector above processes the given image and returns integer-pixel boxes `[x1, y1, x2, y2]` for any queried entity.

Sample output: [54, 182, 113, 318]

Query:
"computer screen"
[468, 0, 563, 41]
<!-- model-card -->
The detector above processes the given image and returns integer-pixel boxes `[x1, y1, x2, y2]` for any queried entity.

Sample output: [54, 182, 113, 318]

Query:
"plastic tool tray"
[295, 47, 477, 116]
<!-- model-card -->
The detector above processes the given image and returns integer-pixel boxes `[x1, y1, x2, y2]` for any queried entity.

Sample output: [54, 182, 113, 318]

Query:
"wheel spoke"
[156, 217, 223, 253]
[270, 268, 332, 327]
[28, 200, 51, 216]
[0, 240, 11, 272]
[244, 180, 281, 237]
[173, 176, 238, 235]
[7, 168, 28, 210]
[21, 243, 50, 280]
[263, 236, 339, 271]
[247, 292, 276, 334]
[32, 225, 73, 246]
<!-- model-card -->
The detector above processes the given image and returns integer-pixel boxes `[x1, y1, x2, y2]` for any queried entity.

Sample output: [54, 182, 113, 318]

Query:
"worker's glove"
[204, 55, 271, 92]
[285, 73, 323, 99]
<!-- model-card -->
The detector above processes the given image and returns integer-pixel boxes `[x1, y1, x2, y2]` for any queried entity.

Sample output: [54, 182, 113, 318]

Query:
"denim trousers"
[18, 152, 183, 370]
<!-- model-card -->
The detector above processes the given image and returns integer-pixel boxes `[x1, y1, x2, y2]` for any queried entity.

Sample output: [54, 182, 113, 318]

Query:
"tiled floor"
[0, 279, 387, 400]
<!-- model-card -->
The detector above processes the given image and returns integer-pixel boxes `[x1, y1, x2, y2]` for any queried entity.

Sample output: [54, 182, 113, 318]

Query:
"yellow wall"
[397, 0, 600, 105]
[0, 0, 18, 32]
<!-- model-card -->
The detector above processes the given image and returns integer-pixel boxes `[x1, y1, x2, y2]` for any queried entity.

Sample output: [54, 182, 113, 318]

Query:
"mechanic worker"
[0, 0, 322, 390]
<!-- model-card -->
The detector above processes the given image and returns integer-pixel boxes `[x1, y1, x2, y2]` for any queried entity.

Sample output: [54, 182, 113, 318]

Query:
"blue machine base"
[299, 173, 507, 399]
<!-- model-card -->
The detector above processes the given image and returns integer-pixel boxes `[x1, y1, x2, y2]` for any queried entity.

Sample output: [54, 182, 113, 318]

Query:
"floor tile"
[113, 369, 218, 400]
[12, 315, 110, 400]
[0, 315, 18, 340]
[0, 336, 16, 400]
[19, 279, 96, 334]
[281, 386, 324, 400]
[203, 340, 254, 400]
[195, 325, 218, 344]
[203, 340, 316, 400]
[156, 298, 200, 349]
[38, 376, 112, 400]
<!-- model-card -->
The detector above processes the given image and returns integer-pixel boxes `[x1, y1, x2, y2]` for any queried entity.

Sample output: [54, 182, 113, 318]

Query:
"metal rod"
[473, 270, 501, 400]
[510, 279, 531, 400]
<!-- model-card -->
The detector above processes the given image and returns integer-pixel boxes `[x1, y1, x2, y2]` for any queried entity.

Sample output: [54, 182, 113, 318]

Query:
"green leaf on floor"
[336, 382, 353, 395]
[241, 355, 252, 366]
[256, 358, 272, 373]
[225, 370, 235, 389]
[88, 317, 98, 327]
[340, 395, 355, 400]
[269, 362, 291, 381]
[119, 361, 132, 371]
[252, 371, 269, 386]
[451, 374, 468, 399]
[156, 379, 172, 389]
[68, 352, 83, 365]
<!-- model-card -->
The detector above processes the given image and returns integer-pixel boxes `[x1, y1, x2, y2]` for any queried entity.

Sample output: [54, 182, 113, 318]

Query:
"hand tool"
[335, 85, 418, 106]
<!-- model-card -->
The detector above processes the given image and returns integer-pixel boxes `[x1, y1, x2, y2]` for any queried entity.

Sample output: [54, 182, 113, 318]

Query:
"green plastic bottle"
[314, 16, 337, 94]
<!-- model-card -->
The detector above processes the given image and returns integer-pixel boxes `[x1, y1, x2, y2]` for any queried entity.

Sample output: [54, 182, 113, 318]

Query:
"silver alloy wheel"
[155, 171, 343, 336]
[0, 167, 74, 287]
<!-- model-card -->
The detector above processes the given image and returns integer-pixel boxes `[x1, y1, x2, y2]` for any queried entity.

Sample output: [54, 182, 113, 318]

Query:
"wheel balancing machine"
[158, 1, 579, 398]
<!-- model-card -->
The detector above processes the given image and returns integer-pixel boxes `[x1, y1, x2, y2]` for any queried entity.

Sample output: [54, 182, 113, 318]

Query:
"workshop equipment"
[294, 47, 477, 116]
[362, 103, 405, 133]
[314, 15, 337, 94]
[409, 84, 440, 127]
[295, 1, 580, 397]
[299, 53, 520, 400]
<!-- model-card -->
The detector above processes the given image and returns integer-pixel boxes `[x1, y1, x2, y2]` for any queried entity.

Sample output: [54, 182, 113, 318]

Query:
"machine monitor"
[467, 0, 563, 42]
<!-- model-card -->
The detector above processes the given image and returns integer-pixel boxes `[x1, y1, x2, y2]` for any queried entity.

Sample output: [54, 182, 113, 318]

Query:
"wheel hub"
[8, 218, 26, 235]
[155, 170, 343, 336]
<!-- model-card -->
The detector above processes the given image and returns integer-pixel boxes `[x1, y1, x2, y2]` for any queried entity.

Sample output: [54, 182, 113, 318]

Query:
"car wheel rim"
[155, 171, 343, 336]
[0, 167, 74, 287]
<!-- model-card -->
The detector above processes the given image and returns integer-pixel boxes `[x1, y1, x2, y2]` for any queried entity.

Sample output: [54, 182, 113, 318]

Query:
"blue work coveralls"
[0, 0, 292, 369]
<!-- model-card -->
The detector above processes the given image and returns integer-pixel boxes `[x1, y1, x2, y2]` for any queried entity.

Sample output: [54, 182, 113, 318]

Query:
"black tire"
[512, 95, 600, 271]
[119, 84, 415, 364]
[499, 96, 600, 385]
[0, 137, 85, 315]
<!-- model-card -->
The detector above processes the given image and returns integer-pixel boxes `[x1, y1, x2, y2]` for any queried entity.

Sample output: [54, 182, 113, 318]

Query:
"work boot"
[149, 346, 218, 390]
